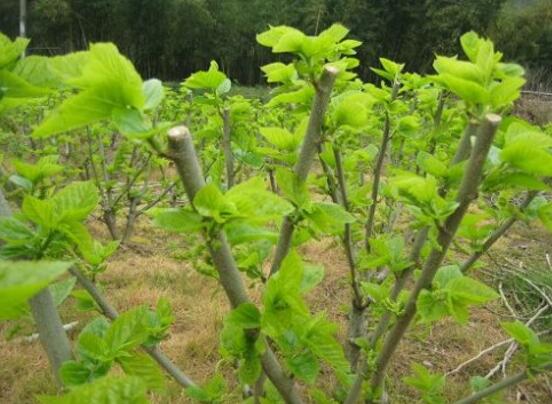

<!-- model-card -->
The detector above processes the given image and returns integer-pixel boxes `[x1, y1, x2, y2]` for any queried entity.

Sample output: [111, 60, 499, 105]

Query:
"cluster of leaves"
[222, 252, 350, 386]
[60, 302, 172, 390]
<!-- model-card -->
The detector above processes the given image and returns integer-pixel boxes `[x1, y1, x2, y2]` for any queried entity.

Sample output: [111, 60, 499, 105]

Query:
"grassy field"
[1, 213, 550, 403]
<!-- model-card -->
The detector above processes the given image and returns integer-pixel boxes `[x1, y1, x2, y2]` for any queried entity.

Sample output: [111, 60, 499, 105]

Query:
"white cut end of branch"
[168, 126, 191, 140]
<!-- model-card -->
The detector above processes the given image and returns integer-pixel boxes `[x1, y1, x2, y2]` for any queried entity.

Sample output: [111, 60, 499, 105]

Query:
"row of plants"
[0, 24, 551, 403]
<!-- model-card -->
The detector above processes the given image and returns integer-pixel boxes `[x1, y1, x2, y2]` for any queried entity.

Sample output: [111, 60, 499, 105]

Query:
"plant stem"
[460, 191, 537, 273]
[332, 144, 366, 368]
[367, 114, 501, 400]
[269, 66, 338, 276]
[166, 126, 303, 404]
[454, 363, 552, 404]
[0, 187, 11, 216]
[318, 143, 340, 204]
[344, 226, 429, 404]
[222, 108, 234, 189]
[369, 226, 429, 347]
[452, 121, 478, 164]
[0, 188, 72, 386]
[28, 291, 73, 384]
[68, 267, 196, 388]
[364, 81, 400, 252]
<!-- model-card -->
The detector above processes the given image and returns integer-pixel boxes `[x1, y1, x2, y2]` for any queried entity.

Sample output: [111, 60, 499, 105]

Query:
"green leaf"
[111, 107, 150, 135]
[142, 79, 164, 110]
[184, 60, 227, 90]
[469, 376, 503, 403]
[50, 277, 77, 307]
[186, 374, 226, 403]
[69, 43, 144, 106]
[417, 152, 448, 177]
[104, 307, 149, 356]
[332, 92, 372, 128]
[490, 76, 525, 108]
[257, 26, 301, 48]
[433, 265, 462, 289]
[433, 73, 488, 104]
[21, 195, 56, 228]
[273, 30, 306, 54]
[51, 181, 100, 222]
[8, 174, 33, 191]
[275, 167, 309, 207]
[33, 43, 145, 138]
[225, 177, 294, 222]
[151, 208, 204, 233]
[227, 303, 261, 329]
[303, 315, 350, 385]
[0, 216, 34, 243]
[433, 56, 483, 84]
[38, 376, 148, 404]
[448, 276, 498, 305]
[47, 51, 90, 85]
[0, 260, 70, 320]
[193, 183, 238, 224]
[300, 264, 324, 293]
[287, 350, 320, 384]
[217, 78, 232, 95]
[117, 352, 166, 391]
[403, 363, 446, 404]
[0, 34, 29, 69]
[77, 332, 110, 362]
[32, 86, 115, 138]
[501, 321, 538, 346]
[417, 290, 449, 323]
[538, 203, 552, 232]
[380, 58, 404, 78]
[260, 127, 300, 151]
[305, 202, 355, 235]
[59, 361, 95, 386]
[0, 70, 50, 98]
[12, 55, 62, 88]
[460, 32, 480, 63]
[262, 251, 308, 335]
[13, 155, 63, 184]
[501, 141, 552, 176]
[319, 23, 349, 43]
[260, 62, 297, 84]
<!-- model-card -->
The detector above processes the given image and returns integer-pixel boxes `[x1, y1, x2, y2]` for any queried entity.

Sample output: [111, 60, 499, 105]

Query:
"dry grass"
[1, 216, 551, 403]
[515, 95, 552, 126]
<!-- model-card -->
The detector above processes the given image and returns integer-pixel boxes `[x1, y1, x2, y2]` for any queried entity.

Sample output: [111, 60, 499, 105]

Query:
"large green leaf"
[0, 260, 71, 320]
[33, 43, 145, 138]
[151, 208, 204, 233]
[0, 70, 50, 98]
[183, 60, 227, 90]
[32, 86, 115, 138]
[501, 140, 552, 176]
[305, 202, 355, 235]
[51, 181, 100, 222]
[104, 307, 149, 356]
[0, 33, 28, 69]
[193, 183, 238, 224]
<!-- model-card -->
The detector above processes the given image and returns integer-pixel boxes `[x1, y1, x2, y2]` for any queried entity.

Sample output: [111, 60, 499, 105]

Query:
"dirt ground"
[1, 216, 551, 403]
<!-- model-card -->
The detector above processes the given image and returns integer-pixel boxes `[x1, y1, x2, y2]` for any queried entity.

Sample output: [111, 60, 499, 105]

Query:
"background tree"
[0, 0, 549, 84]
